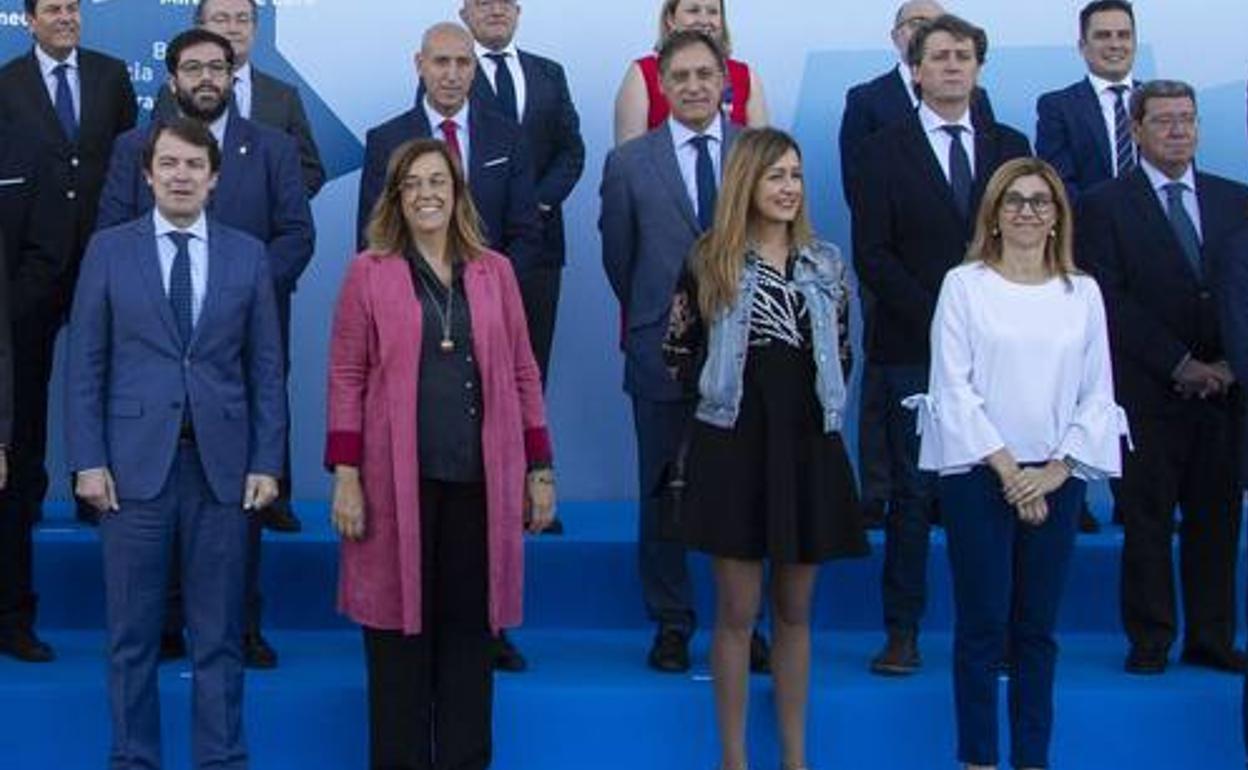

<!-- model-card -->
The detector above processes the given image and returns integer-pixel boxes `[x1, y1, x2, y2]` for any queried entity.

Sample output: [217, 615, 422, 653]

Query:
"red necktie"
[439, 119, 462, 166]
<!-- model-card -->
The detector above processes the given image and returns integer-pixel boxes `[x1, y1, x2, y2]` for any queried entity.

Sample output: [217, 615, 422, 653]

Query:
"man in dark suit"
[357, 23, 541, 271]
[68, 117, 285, 770]
[0, 0, 136, 523]
[1079, 80, 1248, 676]
[838, 0, 994, 531]
[601, 30, 758, 674]
[851, 14, 1030, 676]
[99, 28, 314, 670]
[460, 0, 584, 386]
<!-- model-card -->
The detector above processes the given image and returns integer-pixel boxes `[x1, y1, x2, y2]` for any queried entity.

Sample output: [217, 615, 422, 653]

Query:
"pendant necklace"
[415, 257, 455, 353]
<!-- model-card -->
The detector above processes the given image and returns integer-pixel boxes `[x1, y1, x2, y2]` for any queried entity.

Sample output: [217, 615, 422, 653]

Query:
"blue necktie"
[52, 63, 77, 143]
[167, 232, 194, 346]
[486, 52, 518, 122]
[1164, 182, 1202, 278]
[942, 125, 973, 219]
[690, 135, 717, 231]
[1110, 85, 1135, 176]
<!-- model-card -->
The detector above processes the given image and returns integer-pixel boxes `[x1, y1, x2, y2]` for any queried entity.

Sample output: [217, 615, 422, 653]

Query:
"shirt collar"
[919, 101, 973, 136]
[474, 40, 520, 61]
[669, 113, 724, 149]
[1087, 71, 1134, 96]
[34, 44, 77, 77]
[208, 111, 229, 145]
[233, 61, 252, 86]
[894, 63, 918, 106]
[1140, 157, 1196, 194]
[153, 208, 209, 242]
[424, 96, 470, 131]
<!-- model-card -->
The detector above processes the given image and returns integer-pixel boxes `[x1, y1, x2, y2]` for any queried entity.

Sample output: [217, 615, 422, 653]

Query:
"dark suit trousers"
[101, 443, 249, 770]
[517, 266, 561, 386]
[0, 310, 59, 631]
[631, 396, 696, 634]
[1120, 402, 1242, 651]
[363, 479, 493, 770]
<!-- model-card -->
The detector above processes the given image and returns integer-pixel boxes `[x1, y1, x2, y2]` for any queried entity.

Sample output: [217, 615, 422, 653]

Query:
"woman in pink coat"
[325, 138, 555, 770]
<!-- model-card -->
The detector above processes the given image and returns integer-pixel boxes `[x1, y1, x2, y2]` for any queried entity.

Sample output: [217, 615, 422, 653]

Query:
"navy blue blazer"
[599, 121, 739, 401]
[356, 100, 542, 271]
[0, 124, 65, 323]
[839, 66, 995, 205]
[470, 50, 585, 267]
[1078, 167, 1248, 417]
[96, 117, 315, 295]
[851, 111, 1031, 366]
[1036, 78, 1139, 201]
[65, 216, 286, 503]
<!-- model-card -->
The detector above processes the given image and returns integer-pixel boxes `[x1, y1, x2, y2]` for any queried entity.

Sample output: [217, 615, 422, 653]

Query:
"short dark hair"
[194, 0, 259, 26]
[23, 0, 35, 15]
[1079, 1, 1135, 39]
[1129, 79, 1196, 123]
[657, 29, 726, 77]
[906, 14, 988, 67]
[141, 117, 222, 174]
[165, 29, 235, 76]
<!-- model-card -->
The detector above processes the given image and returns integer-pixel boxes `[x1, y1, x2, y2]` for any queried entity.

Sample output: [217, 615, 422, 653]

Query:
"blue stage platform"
[4, 502, 1243, 769]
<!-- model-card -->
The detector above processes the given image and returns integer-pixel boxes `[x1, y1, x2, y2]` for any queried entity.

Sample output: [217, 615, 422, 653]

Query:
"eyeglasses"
[205, 12, 255, 26]
[1001, 192, 1055, 216]
[1142, 114, 1197, 132]
[177, 60, 231, 78]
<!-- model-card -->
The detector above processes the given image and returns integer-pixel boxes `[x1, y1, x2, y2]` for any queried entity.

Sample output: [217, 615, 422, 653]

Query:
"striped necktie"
[1110, 85, 1135, 176]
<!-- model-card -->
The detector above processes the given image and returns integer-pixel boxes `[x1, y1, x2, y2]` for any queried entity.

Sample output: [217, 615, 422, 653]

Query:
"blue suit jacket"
[599, 121, 739, 401]
[65, 216, 286, 504]
[355, 100, 542, 271]
[97, 117, 315, 295]
[1036, 78, 1138, 201]
[470, 50, 585, 266]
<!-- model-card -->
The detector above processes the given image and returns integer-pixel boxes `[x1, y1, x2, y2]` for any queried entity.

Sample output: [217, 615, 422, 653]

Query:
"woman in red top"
[613, 0, 768, 145]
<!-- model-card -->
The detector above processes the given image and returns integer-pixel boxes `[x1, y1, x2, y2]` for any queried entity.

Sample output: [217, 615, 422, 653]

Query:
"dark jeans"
[878, 364, 936, 635]
[364, 479, 493, 770]
[942, 466, 1085, 769]
[857, 360, 893, 505]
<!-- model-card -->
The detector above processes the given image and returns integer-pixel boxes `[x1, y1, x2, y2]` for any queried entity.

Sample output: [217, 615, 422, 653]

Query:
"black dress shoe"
[493, 631, 528, 672]
[861, 500, 886, 530]
[1125, 644, 1168, 674]
[243, 632, 278, 669]
[1077, 503, 1100, 534]
[159, 631, 187, 662]
[648, 627, 690, 673]
[539, 518, 564, 536]
[749, 629, 771, 674]
[1181, 645, 1247, 673]
[0, 627, 54, 663]
[260, 501, 302, 533]
[870, 632, 920, 676]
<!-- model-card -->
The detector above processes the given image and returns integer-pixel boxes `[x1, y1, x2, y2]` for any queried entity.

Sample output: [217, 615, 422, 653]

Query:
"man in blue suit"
[98, 28, 313, 670]
[356, 22, 541, 270]
[67, 116, 285, 770]
[1079, 80, 1248, 676]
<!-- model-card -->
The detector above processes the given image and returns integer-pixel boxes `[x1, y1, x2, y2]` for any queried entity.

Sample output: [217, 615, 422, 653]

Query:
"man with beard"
[97, 28, 313, 671]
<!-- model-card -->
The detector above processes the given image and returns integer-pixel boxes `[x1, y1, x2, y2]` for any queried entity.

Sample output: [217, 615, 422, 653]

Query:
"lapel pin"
[239, 144, 248, 156]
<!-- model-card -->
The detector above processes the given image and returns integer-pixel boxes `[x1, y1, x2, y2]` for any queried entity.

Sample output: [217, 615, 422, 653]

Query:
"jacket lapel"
[1126, 168, 1199, 282]
[189, 221, 226, 351]
[1075, 79, 1114, 179]
[19, 51, 65, 140]
[210, 117, 248, 214]
[133, 217, 184, 348]
[902, 115, 962, 222]
[649, 124, 700, 236]
[249, 70, 278, 126]
[76, 52, 103, 145]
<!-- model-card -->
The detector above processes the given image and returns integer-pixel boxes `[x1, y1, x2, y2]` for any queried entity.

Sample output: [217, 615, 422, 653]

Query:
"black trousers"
[1120, 401, 1243, 651]
[517, 266, 561, 387]
[364, 479, 493, 770]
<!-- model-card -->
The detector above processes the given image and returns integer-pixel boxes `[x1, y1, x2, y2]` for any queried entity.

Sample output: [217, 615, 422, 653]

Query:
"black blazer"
[839, 66, 995, 206]
[1078, 167, 1248, 417]
[356, 100, 542, 272]
[851, 111, 1031, 365]
[0, 47, 136, 297]
[1035, 78, 1139, 202]
[470, 50, 584, 268]
[155, 66, 325, 198]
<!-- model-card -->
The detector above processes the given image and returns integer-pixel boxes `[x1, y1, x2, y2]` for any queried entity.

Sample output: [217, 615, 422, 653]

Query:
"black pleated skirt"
[682, 343, 869, 564]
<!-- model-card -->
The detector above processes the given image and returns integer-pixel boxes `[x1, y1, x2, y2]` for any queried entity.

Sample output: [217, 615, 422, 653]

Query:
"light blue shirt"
[668, 113, 724, 222]
[233, 61, 253, 120]
[34, 44, 80, 122]
[153, 209, 209, 326]
[1141, 158, 1203, 242]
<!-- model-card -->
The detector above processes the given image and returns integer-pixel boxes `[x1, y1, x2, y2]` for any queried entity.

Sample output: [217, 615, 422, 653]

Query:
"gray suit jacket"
[599, 120, 739, 401]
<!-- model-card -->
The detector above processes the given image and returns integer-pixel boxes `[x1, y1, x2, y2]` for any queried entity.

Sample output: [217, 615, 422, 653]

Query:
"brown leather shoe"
[870, 632, 920, 676]
[244, 631, 278, 669]
[1125, 644, 1168, 675]
[0, 627, 55, 663]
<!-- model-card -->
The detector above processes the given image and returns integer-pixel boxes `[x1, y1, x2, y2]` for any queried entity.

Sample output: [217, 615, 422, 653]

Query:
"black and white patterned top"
[749, 259, 811, 349]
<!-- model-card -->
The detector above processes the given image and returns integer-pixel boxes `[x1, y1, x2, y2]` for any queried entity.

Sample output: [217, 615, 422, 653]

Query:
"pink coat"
[324, 249, 551, 635]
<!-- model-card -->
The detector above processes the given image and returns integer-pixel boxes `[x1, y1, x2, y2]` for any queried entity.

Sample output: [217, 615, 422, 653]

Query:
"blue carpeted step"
[0, 630, 1238, 770]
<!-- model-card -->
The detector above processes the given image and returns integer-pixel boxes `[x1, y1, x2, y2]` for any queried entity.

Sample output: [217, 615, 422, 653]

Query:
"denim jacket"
[695, 240, 850, 432]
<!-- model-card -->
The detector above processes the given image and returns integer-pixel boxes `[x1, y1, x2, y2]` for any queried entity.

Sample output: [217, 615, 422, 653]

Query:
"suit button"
[66, 190, 77, 200]
[1199, 291, 1211, 300]
[70, 156, 79, 168]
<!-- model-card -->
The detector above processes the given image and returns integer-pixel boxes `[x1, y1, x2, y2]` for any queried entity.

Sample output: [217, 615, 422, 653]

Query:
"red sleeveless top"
[636, 53, 752, 129]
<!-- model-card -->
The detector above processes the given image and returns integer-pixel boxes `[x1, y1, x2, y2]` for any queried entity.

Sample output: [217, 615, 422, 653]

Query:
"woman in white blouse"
[907, 157, 1128, 770]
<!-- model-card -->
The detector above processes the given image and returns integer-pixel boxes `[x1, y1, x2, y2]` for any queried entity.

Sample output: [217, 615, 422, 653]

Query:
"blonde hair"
[654, 0, 733, 55]
[965, 157, 1077, 284]
[364, 139, 487, 263]
[692, 128, 813, 319]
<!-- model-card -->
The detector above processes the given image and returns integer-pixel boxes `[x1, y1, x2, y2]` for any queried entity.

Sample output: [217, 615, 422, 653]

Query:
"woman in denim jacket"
[665, 128, 867, 770]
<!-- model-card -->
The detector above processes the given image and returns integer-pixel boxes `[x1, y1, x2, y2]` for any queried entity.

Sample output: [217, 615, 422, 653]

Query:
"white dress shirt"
[232, 61, 253, 120]
[907, 263, 1128, 479]
[1087, 72, 1134, 172]
[474, 41, 526, 120]
[153, 209, 210, 327]
[895, 63, 918, 108]
[424, 98, 471, 177]
[1140, 158, 1203, 242]
[919, 102, 975, 182]
[208, 111, 229, 148]
[34, 44, 80, 122]
[668, 114, 724, 222]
